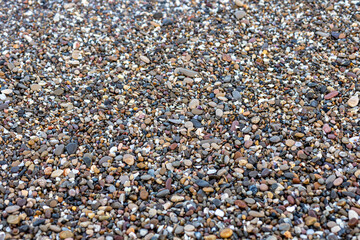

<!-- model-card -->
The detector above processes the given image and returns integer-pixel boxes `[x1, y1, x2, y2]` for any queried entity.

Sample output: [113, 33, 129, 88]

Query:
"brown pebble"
[140, 190, 149, 200]
[349, 218, 358, 228]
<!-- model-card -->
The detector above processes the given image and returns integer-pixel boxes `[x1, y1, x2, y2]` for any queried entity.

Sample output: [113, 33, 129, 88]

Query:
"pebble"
[175, 68, 198, 77]
[195, 179, 210, 187]
[333, 178, 343, 186]
[270, 136, 281, 143]
[189, 99, 200, 109]
[347, 95, 359, 107]
[235, 10, 246, 19]
[123, 154, 135, 165]
[220, 228, 233, 238]
[285, 139, 295, 147]
[5, 206, 20, 213]
[59, 231, 74, 239]
[54, 144, 65, 156]
[324, 91, 339, 100]
[66, 142, 78, 154]
[140, 55, 150, 64]
[156, 189, 170, 198]
[249, 211, 264, 217]
[7, 215, 20, 225]
[215, 209, 225, 217]
[216, 109, 223, 117]
[323, 124, 332, 133]
[51, 170, 63, 178]
[30, 84, 41, 91]
[251, 116, 260, 124]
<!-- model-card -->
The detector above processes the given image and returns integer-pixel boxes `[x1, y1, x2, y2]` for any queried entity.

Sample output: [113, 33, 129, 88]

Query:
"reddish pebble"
[324, 91, 339, 100]
[292, 178, 301, 184]
[169, 143, 178, 150]
[166, 178, 172, 190]
[259, 184, 268, 191]
[230, 121, 239, 132]
[287, 195, 295, 204]
[323, 124, 331, 133]
[328, 134, 337, 139]
[349, 218, 358, 228]
[234, 200, 247, 209]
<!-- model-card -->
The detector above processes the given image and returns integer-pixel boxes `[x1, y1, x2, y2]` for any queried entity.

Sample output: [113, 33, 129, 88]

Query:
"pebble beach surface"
[0, 0, 360, 239]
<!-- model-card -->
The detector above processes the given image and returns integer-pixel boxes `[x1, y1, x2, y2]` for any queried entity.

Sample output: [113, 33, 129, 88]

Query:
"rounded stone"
[220, 228, 233, 238]
[59, 230, 74, 239]
[123, 154, 135, 165]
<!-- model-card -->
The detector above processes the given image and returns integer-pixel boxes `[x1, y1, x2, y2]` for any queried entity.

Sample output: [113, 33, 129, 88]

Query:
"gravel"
[0, 0, 360, 239]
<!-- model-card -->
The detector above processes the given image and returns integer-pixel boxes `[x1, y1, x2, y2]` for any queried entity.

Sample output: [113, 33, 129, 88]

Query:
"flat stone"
[349, 210, 359, 220]
[251, 116, 260, 124]
[170, 195, 184, 202]
[215, 209, 225, 217]
[232, 90, 241, 100]
[285, 139, 295, 147]
[156, 189, 170, 198]
[305, 216, 317, 226]
[5, 205, 20, 213]
[59, 230, 74, 239]
[66, 142, 78, 154]
[51, 169, 63, 178]
[174, 68, 198, 77]
[249, 211, 264, 217]
[184, 225, 195, 232]
[333, 177, 343, 186]
[216, 109, 223, 117]
[83, 153, 92, 167]
[324, 91, 339, 100]
[189, 99, 200, 109]
[54, 144, 65, 156]
[30, 84, 41, 91]
[175, 225, 184, 234]
[140, 55, 150, 63]
[326, 175, 336, 184]
[235, 10, 246, 19]
[270, 136, 281, 143]
[33, 218, 46, 226]
[331, 225, 341, 233]
[123, 154, 135, 165]
[53, 88, 64, 96]
[323, 124, 331, 133]
[244, 140, 253, 148]
[2, 89, 12, 94]
[234, 200, 247, 208]
[7, 215, 20, 224]
[140, 190, 149, 200]
[220, 228, 233, 238]
[195, 179, 210, 187]
[347, 95, 359, 107]
[278, 223, 291, 231]
[259, 184, 268, 191]
[316, 31, 330, 38]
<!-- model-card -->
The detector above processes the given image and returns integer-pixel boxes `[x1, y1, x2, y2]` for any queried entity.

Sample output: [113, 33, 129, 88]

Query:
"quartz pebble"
[140, 55, 150, 63]
[235, 10, 246, 19]
[347, 95, 359, 107]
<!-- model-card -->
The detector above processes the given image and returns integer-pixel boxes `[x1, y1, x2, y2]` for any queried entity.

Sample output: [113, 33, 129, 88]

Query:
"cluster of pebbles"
[0, 0, 360, 239]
